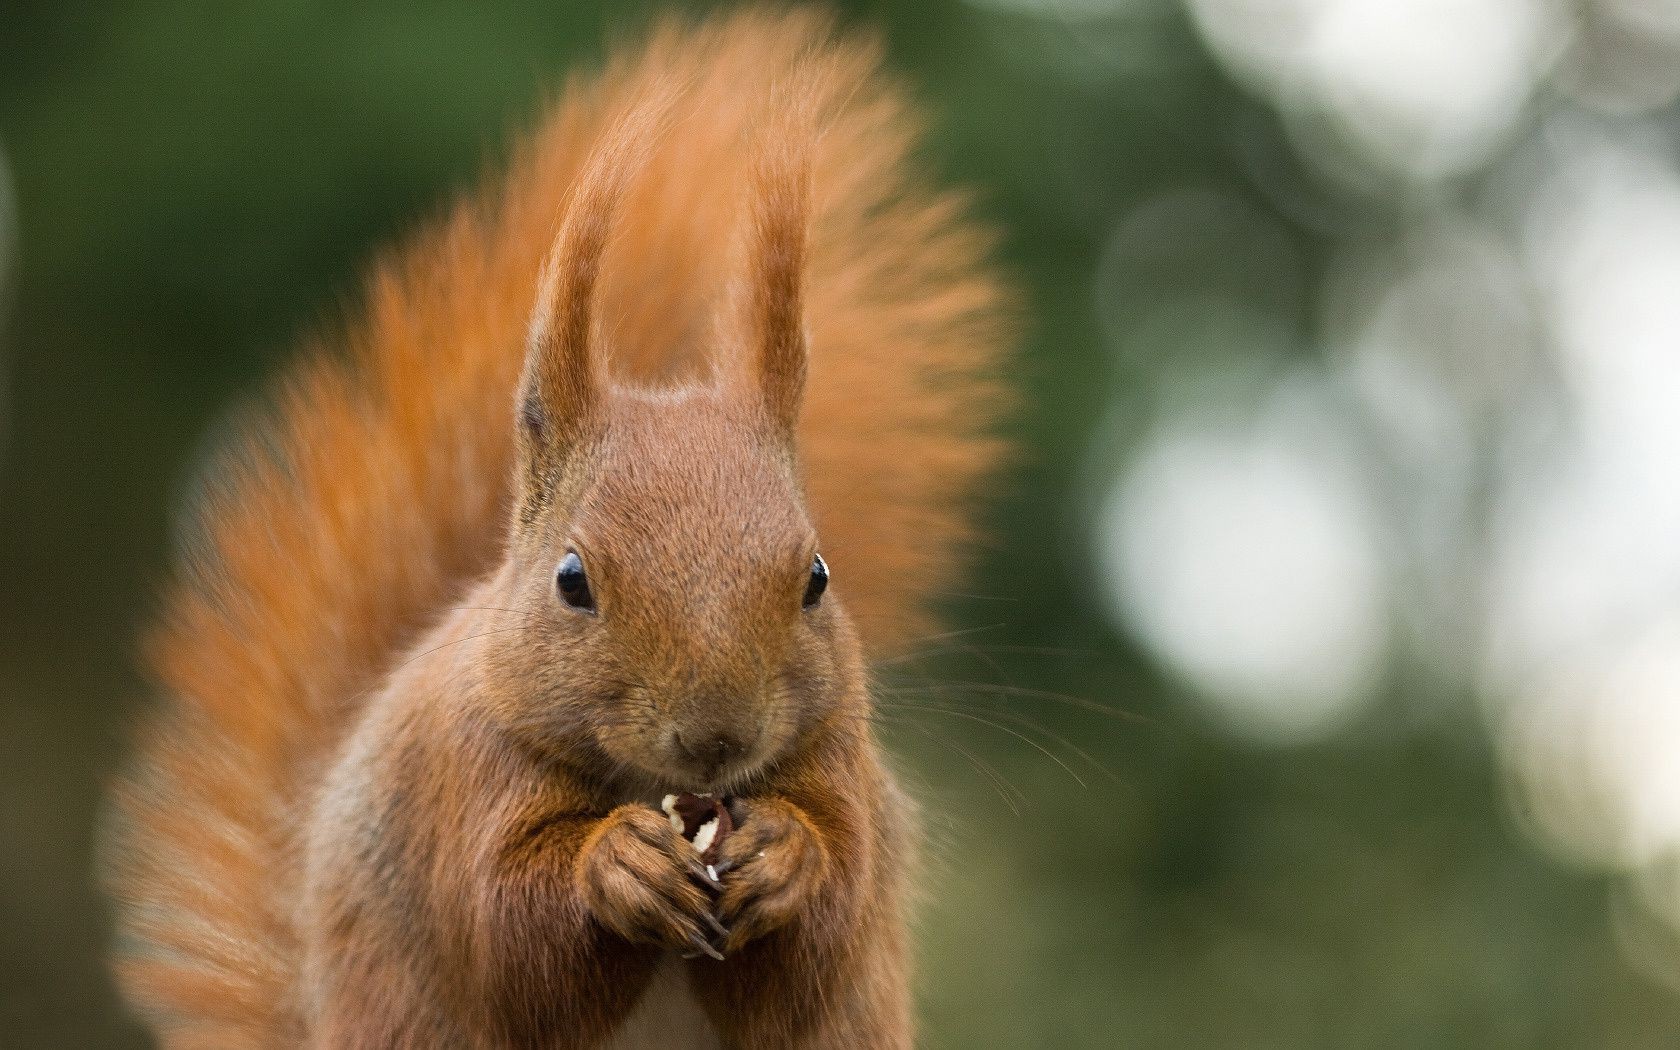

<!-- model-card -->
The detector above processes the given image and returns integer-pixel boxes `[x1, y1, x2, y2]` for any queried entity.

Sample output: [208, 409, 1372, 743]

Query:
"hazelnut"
[661, 791, 733, 867]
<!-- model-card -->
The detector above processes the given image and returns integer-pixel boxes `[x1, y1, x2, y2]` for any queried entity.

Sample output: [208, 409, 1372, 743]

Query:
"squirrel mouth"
[604, 738, 761, 798]
[664, 724, 768, 788]
[600, 717, 779, 796]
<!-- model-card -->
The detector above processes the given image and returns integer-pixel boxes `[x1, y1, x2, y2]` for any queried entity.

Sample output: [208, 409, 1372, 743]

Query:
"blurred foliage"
[3, 1, 1678, 1046]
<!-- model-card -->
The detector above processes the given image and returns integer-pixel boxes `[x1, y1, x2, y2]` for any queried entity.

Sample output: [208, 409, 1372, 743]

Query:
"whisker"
[391, 626, 541, 674]
[934, 735, 1026, 816]
[877, 642, 1095, 667]
[882, 697, 1121, 787]
[879, 701, 1087, 790]
[885, 622, 1007, 654]
[881, 679, 1149, 725]
[873, 712, 1026, 815]
[451, 606, 542, 616]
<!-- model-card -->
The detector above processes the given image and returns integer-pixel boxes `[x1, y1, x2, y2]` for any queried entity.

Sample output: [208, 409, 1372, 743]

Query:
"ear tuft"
[745, 91, 815, 438]
[514, 77, 682, 504]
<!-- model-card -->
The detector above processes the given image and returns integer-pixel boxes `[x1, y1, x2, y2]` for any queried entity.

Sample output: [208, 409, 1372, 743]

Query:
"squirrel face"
[471, 95, 843, 793]
[487, 385, 857, 792]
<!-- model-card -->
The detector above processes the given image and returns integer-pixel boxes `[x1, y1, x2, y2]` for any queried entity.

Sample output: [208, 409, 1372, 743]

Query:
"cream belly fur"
[603, 954, 722, 1050]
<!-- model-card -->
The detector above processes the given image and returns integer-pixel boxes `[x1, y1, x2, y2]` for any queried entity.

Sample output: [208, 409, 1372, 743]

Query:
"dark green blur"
[0, 2, 1672, 1046]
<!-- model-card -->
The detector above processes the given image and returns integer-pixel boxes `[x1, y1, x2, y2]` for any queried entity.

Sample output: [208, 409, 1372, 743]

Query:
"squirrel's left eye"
[802, 553, 828, 610]
[556, 551, 596, 614]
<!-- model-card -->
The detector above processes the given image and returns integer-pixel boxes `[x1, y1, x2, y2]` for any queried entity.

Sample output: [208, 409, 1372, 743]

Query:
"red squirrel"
[106, 10, 1011, 1048]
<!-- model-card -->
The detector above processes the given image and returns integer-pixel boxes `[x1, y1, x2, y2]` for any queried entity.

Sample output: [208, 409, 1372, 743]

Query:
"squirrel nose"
[674, 725, 759, 776]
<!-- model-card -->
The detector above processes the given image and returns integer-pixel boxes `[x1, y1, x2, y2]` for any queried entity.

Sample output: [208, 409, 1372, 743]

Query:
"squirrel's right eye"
[556, 551, 595, 614]
[802, 553, 829, 609]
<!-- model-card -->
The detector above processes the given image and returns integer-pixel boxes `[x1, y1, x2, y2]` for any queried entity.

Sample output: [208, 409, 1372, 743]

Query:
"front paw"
[577, 805, 728, 959]
[710, 799, 828, 954]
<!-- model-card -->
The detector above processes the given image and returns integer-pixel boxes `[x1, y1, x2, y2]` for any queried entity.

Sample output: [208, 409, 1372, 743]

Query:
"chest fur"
[602, 954, 721, 1050]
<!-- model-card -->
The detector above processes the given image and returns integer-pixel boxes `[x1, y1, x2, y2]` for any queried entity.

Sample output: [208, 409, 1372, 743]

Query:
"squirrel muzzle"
[669, 720, 766, 785]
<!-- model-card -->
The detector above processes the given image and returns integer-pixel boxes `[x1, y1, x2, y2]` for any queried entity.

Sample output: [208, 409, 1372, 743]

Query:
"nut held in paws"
[661, 792, 733, 865]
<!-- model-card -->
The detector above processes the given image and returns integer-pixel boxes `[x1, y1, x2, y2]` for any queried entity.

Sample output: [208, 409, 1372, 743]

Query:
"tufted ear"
[742, 106, 813, 441]
[515, 82, 677, 511]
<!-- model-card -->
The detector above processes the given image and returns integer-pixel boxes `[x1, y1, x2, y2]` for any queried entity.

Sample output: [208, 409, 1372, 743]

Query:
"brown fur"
[106, 9, 1011, 1048]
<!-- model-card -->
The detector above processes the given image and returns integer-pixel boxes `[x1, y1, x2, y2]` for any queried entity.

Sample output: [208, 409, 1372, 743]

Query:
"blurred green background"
[8, 1, 1680, 1046]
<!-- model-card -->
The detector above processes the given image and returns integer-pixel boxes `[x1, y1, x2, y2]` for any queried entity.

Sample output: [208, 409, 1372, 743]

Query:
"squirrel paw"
[708, 798, 827, 955]
[578, 805, 726, 959]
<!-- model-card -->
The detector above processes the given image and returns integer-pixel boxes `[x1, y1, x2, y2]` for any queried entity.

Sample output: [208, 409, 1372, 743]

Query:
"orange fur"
[106, 9, 1011, 1048]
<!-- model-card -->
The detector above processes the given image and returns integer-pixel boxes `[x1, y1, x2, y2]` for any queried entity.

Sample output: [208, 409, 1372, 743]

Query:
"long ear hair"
[741, 89, 815, 440]
[516, 80, 679, 511]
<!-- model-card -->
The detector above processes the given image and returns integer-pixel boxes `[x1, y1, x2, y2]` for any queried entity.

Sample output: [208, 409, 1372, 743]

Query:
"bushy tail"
[105, 9, 1011, 1045]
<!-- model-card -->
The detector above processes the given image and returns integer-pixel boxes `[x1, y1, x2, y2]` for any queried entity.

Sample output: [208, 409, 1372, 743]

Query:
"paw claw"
[686, 931, 725, 961]
[702, 911, 730, 940]
[688, 859, 723, 892]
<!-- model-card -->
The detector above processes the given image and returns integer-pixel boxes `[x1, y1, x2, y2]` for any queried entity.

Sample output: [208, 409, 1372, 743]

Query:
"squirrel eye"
[802, 553, 828, 609]
[556, 551, 595, 613]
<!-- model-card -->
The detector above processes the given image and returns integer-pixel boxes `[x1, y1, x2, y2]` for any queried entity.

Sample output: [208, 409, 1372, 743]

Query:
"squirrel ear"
[743, 112, 813, 440]
[516, 82, 677, 501]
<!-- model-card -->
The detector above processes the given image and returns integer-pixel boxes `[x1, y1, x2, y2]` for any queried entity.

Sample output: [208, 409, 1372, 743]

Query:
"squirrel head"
[475, 95, 856, 792]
